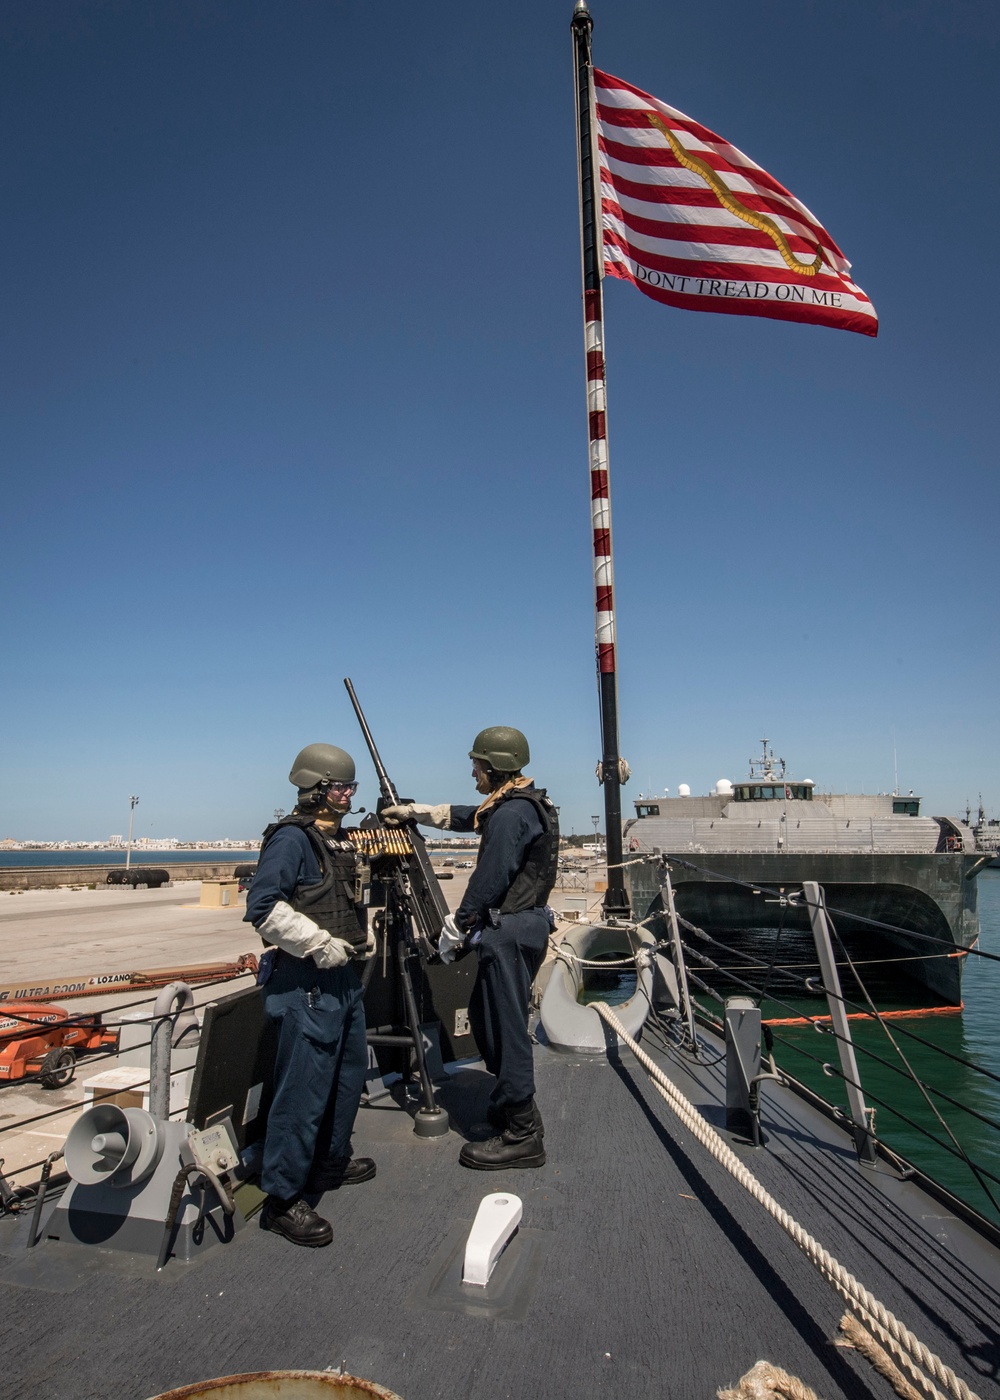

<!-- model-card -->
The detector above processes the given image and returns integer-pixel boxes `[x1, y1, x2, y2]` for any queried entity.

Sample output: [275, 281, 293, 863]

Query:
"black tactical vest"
[258, 814, 369, 953]
[477, 787, 560, 915]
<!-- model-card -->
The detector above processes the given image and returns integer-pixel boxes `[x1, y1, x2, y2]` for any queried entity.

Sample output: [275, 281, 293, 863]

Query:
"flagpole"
[572, 0, 630, 919]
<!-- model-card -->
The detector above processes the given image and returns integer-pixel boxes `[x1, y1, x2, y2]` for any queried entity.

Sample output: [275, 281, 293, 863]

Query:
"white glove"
[437, 913, 466, 965]
[380, 802, 452, 829]
[258, 900, 351, 969]
[312, 937, 353, 969]
[356, 928, 377, 961]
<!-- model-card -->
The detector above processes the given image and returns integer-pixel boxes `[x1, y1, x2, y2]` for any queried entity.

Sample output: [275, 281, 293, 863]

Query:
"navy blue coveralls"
[245, 826, 368, 1200]
[449, 792, 550, 1110]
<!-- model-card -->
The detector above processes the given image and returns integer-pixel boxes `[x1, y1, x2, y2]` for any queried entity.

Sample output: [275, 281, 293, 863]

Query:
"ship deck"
[1, 1023, 997, 1400]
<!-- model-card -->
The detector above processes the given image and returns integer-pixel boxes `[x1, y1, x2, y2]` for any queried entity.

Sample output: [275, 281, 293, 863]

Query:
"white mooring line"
[591, 1000, 982, 1400]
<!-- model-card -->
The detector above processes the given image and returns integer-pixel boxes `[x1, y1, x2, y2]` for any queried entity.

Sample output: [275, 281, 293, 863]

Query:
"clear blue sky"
[2, 0, 997, 842]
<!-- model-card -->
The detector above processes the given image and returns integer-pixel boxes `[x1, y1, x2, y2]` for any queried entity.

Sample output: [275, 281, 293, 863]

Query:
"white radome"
[678, 783, 691, 797]
[716, 779, 734, 796]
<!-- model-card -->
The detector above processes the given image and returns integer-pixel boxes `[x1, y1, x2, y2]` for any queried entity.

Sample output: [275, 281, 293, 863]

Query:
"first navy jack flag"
[594, 68, 878, 336]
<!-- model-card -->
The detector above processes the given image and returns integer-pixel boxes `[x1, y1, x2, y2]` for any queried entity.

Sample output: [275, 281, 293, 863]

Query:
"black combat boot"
[486, 1101, 544, 1137]
[261, 1196, 333, 1247]
[305, 1156, 377, 1192]
[460, 1098, 546, 1170]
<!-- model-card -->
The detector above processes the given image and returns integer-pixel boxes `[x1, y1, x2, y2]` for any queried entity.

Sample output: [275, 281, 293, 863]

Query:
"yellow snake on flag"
[645, 111, 824, 276]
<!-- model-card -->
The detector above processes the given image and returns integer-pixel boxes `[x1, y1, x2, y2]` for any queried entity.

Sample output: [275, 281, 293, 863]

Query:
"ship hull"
[626, 852, 982, 1005]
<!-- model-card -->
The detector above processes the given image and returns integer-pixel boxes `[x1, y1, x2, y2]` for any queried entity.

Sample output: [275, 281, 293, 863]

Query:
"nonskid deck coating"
[0, 1033, 997, 1400]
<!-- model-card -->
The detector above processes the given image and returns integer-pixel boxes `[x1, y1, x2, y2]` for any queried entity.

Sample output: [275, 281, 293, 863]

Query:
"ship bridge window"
[892, 799, 920, 816]
[733, 784, 813, 801]
[636, 804, 660, 818]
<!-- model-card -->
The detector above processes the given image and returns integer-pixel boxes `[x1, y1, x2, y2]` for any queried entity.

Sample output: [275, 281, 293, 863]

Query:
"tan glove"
[380, 802, 452, 829]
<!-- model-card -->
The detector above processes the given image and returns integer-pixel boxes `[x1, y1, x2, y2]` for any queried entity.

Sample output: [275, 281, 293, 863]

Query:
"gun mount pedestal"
[364, 889, 450, 1138]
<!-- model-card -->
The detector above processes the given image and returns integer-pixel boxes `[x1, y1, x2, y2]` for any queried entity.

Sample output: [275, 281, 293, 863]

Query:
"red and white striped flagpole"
[573, 0, 630, 918]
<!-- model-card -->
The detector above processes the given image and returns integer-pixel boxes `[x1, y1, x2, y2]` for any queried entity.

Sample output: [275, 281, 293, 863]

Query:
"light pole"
[125, 795, 139, 870]
[273, 808, 285, 822]
[591, 814, 601, 856]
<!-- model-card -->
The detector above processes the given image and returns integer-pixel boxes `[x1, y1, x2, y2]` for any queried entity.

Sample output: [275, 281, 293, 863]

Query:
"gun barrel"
[343, 677, 399, 805]
[343, 677, 450, 951]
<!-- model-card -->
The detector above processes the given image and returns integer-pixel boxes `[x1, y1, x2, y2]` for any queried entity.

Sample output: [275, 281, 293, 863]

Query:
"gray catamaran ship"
[624, 741, 990, 1004]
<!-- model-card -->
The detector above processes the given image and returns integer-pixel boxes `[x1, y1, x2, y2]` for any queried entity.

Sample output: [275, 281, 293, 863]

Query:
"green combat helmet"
[289, 743, 356, 791]
[469, 726, 530, 773]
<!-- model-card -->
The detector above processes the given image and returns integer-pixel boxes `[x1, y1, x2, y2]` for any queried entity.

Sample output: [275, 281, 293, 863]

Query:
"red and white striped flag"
[595, 70, 878, 337]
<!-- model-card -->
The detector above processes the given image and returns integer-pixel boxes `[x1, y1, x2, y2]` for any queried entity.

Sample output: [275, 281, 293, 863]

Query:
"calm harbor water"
[694, 870, 1000, 1227]
[0, 849, 258, 867]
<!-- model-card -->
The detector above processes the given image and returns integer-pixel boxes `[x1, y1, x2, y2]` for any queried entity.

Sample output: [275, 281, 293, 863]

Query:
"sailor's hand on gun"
[380, 802, 451, 829]
[356, 928, 377, 961]
[312, 936, 354, 970]
[437, 914, 466, 965]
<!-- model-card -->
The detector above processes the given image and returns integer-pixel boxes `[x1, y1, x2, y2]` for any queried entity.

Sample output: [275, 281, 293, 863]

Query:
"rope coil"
[718, 1360, 823, 1400]
[592, 1000, 982, 1400]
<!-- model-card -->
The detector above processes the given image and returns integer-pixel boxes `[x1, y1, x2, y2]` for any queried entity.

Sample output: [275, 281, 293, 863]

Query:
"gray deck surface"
[1, 1024, 997, 1400]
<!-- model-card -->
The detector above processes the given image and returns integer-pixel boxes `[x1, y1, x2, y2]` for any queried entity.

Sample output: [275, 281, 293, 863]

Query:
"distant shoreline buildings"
[0, 835, 482, 852]
[0, 837, 260, 852]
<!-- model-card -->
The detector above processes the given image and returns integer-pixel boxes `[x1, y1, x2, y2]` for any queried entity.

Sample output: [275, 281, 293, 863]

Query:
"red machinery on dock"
[0, 1004, 119, 1088]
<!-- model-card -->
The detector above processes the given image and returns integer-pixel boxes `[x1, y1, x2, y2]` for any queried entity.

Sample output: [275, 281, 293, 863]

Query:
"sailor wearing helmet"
[382, 726, 559, 1170]
[245, 743, 377, 1247]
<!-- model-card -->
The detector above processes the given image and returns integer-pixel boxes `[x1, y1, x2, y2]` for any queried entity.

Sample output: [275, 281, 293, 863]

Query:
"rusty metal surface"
[0, 954, 259, 1004]
[148, 1371, 403, 1400]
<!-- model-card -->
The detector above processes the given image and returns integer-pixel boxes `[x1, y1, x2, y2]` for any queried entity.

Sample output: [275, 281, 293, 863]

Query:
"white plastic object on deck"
[462, 1193, 522, 1286]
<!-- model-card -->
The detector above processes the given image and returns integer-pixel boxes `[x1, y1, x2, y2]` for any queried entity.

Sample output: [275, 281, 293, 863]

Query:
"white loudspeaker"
[64, 1103, 163, 1188]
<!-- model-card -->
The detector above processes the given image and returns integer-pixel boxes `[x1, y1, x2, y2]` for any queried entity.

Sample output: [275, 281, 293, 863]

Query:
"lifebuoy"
[784, 786, 792, 799]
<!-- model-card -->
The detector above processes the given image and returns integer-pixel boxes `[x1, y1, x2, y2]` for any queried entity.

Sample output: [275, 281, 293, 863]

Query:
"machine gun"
[343, 676, 449, 959]
[343, 677, 450, 1138]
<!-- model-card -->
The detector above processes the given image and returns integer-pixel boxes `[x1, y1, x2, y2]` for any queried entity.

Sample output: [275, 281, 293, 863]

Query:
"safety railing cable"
[680, 921, 1000, 1090]
[0, 966, 257, 1179]
[674, 920, 1000, 1216]
[821, 905, 1000, 1219]
[812, 1067, 1000, 1195]
[800, 975, 1000, 1087]
[682, 929, 1000, 1119]
[0, 964, 256, 1030]
[592, 1000, 983, 1400]
[0, 1036, 154, 1136]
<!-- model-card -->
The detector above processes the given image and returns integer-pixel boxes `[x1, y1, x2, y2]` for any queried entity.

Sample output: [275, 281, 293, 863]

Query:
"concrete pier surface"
[0, 867, 604, 1183]
[0, 881, 254, 984]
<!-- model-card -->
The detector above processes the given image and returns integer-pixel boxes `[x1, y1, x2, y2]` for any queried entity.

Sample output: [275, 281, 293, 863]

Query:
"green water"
[693, 870, 1000, 1227]
[577, 953, 639, 1007]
